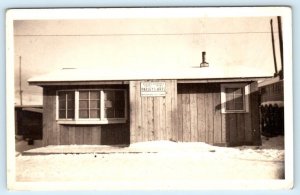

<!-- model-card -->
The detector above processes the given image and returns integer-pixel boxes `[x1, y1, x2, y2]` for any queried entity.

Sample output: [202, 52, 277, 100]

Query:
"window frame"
[56, 89, 127, 124]
[220, 83, 250, 113]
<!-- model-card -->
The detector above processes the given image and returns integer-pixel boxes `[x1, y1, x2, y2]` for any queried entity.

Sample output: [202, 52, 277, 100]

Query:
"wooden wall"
[42, 81, 260, 146]
[42, 87, 130, 146]
[177, 82, 261, 146]
[129, 80, 177, 142]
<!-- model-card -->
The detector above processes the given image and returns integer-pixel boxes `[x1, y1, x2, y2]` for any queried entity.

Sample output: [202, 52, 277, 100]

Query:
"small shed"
[28, 67, 269, 146]
[15, 105, 43, 141]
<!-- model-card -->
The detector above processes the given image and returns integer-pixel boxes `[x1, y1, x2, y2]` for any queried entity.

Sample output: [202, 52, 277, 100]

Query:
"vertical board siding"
[250, 82, 261, 145]
[129, 81, 137, 142]
[135, 82, 142, 142]
[237, 114, 245, 145]
[177, 88, 183, 142]
[206, 92, 214, 144]
[228, 114, 238, 146]
[43, 86, 130, 146]
[197, 90, 206, 142]
[171, 80, 178, 141]
[177, 82, 258, 146]
[130, 80, 177, 142]
[213, 88, 222, 144]
[182, 91, 191, 142]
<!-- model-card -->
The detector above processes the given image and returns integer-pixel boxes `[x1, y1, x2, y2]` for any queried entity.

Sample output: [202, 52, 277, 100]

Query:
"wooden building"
[15, 105, 43, 141]
[28, 67, 269, 147]
[258, 76, 284, 136]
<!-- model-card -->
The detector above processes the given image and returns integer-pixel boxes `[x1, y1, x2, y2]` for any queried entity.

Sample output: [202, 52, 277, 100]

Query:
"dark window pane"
[115, 91, 125, 107]
[235, 95, 244, 104]
[59, 100, 66, 109]
[105, 108, 114, 118]
[90, 100, 100, 109]
[66, 91, 74, 100]
[59, 109, 66, 118]
[225, 87, 244, 111]
[67, 109, 74, 119]
[79, 100, 88, 109]
[115, 109, 125, 118]
[90, 109, 100, 118]
[90, 91, 100, 99]
[67, 100, 74, 109]
[79, 110, 89, 118]
[79, 91, 89, 99]
[226, 99, 235, 110]
[104, 90, 114, 101]
[235, 102, 244, 110]
[58, 92, 66, 101]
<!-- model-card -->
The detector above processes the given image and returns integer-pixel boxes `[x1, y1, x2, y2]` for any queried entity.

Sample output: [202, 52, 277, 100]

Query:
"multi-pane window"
[57, 89, 126, 123]
[225, 88, 244, 111]
[58, 91, 75, 119]
[79, 91, 100, 118]
[104, 90, 125, 118]
[221, 84, 249, 113]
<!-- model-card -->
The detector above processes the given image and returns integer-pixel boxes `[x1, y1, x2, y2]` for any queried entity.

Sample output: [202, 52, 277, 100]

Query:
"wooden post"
[19, 56, 23, 105]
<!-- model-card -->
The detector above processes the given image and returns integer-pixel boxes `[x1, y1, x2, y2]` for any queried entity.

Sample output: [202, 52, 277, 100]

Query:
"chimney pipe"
[200, 51, 209, 68]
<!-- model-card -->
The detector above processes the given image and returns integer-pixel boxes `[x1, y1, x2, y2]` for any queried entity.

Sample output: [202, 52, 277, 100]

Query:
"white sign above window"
[141, 82, 166, 97]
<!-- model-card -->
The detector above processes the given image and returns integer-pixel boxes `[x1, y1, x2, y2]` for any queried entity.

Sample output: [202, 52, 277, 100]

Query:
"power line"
[14, 31, 278, 37]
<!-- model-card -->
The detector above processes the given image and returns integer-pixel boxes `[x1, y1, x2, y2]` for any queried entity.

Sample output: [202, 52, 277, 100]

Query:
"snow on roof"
[28, 66, 271, 85]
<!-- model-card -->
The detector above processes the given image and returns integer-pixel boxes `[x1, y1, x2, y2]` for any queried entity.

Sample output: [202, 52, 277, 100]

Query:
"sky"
[13, 16, 282, 105]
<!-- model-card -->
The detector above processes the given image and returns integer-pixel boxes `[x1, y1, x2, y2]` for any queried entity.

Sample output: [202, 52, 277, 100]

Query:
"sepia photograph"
[6, 7, 293, 190]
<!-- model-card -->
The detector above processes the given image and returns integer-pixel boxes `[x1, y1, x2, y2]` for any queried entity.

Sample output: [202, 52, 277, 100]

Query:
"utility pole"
[277, 16, 284, 79]
[19, 56, 23, 106]
[270, 19, 278, 76]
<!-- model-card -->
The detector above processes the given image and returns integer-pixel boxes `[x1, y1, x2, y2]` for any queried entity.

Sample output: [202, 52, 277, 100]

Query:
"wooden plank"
[165, 80, 172, 140]
[95, 126, 101, 145]
[177, 88, 183, 142]
[75, 126, 84, 145]
[190, 86, 198, 142]
[182, 88, 191, 142]
[141, 94, 148, 141]
[236, 114, 245, 145]
[68, 125, 76, 145]
[129, 81, 136, 143]
[206, 92, 214, 144]
[197, 87, 206, 142]
[147, 97, 154, 141]
[250, 82, 261, 145]
[213, 86, 222, 144]
[42, 88, 50, 146]
[221, 114, 227, 144]
[171, 80, 178, 141]
[59, 125, 69, 145]
[135, 81, 142, 142]
[244, 113, 252, 144]
[83, 127, 92, 145]
[51, 88, 60, 145]
[153, 96, 160, 140]
[228, 114, 237, 146]
[160, 95, 166, 140]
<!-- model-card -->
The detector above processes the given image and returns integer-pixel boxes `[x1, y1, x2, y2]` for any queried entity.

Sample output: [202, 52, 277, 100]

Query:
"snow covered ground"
[15, 136, 284, 184]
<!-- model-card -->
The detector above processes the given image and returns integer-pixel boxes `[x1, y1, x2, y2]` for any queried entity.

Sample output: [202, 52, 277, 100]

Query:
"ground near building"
[15, 136, 284, 183]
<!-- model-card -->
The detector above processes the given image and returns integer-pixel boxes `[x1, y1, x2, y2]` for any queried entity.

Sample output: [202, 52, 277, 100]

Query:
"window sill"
[57, 119, 127, 125]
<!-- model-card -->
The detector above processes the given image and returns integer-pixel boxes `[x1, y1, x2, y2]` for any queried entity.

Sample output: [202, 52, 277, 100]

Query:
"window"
[58, 91, 75, 119]
[57, 89, 127, 124]
[79, 91, 100, 118]
[221, 84, 249, 113]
